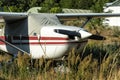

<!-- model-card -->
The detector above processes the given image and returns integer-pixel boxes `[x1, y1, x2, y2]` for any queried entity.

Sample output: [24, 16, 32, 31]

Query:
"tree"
[0, 0, 116, 12]
[39, 0, 62, 13]
[73, 0, 94, 9]
[0, 0, 41, 12]
[60, 0, 73, 8]
[50, 7, 62, 13]
[91, 0, 110, 12]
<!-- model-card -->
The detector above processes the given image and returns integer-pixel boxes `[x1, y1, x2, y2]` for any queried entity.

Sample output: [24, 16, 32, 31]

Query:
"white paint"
[30, 44, 69, 59]
[78, 30, 92, 39]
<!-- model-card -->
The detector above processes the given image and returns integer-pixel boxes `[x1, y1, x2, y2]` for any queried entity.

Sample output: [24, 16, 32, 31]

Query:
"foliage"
[0, 0, 115, 12]
[0, 0, 42, 12]
[49, 7, 62, 13]
[90, 0, 109, 12]
[112, 26, 120, 37]
[73, 0, 94, 9]
[59, 0, 73, 8]
[39, 0, 62, 13]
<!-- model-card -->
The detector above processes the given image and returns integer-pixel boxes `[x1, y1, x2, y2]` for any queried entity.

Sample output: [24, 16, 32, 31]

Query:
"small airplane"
[0, 12, 120, 59]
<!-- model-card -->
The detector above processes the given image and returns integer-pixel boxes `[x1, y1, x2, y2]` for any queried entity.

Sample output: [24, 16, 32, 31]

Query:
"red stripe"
[39, 41, 86, 44]
[40, 37, 69, 40]
[0, 36, 87, 45]
[21, 41, 86, 44]
[0, 41, 5, 44]
[0, 36, 5, 39]
[0, 41, 87, 45]
[0, 36, 69, 40]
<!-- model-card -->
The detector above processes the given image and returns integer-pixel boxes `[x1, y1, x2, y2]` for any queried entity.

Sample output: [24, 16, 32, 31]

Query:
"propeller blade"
[88, 35, 106, 40]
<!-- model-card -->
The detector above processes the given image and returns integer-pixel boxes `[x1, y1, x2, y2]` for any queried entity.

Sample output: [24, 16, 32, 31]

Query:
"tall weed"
[0, 42, 120, 80]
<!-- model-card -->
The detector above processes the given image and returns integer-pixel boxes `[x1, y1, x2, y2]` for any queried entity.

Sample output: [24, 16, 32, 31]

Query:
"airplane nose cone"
[79, 30, 92, 39]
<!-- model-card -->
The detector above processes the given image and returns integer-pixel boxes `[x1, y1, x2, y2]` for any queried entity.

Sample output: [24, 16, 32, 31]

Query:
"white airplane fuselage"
[0, 12, 119, 59]
[0, 25, 88, 59]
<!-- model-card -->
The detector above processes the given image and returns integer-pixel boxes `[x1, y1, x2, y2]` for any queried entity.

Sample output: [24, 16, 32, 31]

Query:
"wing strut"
[0, 38, 30, 56]
[80, 17, 92, 28]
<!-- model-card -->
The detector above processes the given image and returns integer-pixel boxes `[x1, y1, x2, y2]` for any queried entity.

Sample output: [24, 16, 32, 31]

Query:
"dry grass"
[0, 41, 119, 80]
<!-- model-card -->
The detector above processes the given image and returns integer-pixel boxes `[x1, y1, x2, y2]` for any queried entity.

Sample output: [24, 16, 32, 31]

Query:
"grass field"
[0, 25, 120, 80]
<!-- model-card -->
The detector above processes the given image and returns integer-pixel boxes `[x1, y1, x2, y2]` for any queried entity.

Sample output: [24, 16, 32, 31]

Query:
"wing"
[56, 13, 120, 20]
[0, 12, 29, 36]
[0, 12, 28, 22]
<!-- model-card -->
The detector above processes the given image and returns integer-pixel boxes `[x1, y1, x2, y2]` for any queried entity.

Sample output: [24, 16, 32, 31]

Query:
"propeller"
[54, 29, 106, 40]
[88, 34, 106, 40]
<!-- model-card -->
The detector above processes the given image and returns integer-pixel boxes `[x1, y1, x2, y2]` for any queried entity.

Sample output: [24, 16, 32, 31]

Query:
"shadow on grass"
[81, 42, 120, 64]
